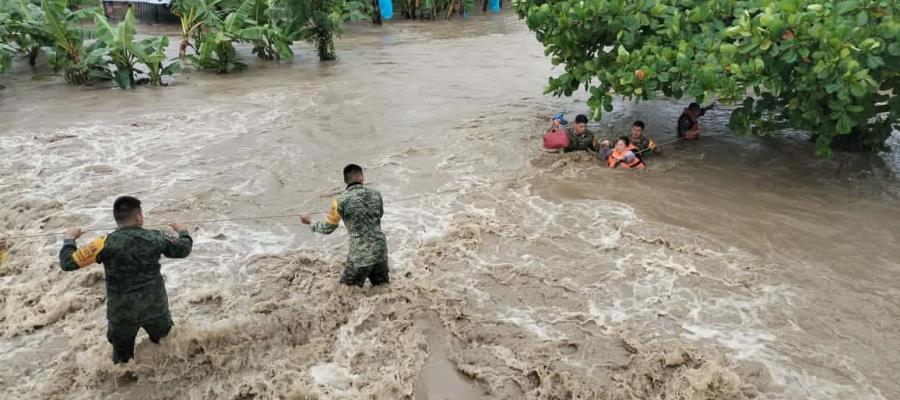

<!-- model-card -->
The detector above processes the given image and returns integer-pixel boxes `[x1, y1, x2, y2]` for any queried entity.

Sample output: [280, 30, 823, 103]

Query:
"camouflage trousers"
[107, 312, 173, 364]
[340, 260, 389, 287]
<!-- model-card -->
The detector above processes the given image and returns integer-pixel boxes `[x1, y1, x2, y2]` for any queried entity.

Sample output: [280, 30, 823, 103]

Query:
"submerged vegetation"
[0, 0, 366, 80]
[516, 0, 899, 155]
[1, 0, 502, 85]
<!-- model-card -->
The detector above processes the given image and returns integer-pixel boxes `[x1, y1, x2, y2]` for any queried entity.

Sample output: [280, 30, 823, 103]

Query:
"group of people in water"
[0, 104, 715, 367]
[544, 102, 714, 169]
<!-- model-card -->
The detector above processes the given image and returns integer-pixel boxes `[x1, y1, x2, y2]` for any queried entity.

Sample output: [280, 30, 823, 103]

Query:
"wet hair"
[343, 164, 364, 184]
[616, 136, 630, 146]
[575, 114, 588, 124]
[632, 120, 645, 130]
[113, 196, 142, 224]
[688, 102, 701, 110]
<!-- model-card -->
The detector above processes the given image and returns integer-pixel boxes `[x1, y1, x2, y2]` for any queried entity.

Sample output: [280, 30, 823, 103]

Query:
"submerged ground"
[1, 13, 899, 400]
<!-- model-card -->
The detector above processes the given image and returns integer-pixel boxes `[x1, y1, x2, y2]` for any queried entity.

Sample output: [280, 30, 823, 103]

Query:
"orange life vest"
[607, 145, 646, 169]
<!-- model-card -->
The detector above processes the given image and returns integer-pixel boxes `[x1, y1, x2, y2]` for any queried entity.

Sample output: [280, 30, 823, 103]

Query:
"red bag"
[543, 128, 570, 149]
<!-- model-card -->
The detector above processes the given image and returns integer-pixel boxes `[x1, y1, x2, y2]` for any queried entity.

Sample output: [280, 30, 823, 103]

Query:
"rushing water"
[1, 12, 899, 400]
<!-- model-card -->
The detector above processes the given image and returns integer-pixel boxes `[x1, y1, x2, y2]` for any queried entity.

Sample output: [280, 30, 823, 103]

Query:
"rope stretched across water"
[3, 175, 528, 241]
[3, 134, 683, 241]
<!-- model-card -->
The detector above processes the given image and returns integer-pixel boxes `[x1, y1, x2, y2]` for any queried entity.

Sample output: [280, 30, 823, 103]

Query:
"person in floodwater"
[59, 196, 192, 364]
[301, 164, 389, 287]
[677, 102, 714, 140]
[629, 120, 659, 156]
[598, 136, 646, 169]
[563, 114, 598, 153]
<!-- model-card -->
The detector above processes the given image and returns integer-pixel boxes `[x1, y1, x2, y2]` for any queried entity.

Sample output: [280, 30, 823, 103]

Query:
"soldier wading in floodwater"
[301, 164, 389, 287]
[59, 196, 193, 364]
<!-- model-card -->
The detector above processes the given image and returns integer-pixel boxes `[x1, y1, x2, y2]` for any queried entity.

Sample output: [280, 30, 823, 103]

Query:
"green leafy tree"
[40, 0, 104, 84]
[516, 0, 900, 156]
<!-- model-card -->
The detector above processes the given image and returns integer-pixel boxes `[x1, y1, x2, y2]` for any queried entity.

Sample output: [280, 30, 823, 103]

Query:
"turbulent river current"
[1, 12, 899, 400]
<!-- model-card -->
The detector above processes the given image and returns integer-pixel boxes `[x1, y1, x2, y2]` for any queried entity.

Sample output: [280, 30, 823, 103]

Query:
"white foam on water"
[497, 307, 563, 341]
[310, 362, 353, 391]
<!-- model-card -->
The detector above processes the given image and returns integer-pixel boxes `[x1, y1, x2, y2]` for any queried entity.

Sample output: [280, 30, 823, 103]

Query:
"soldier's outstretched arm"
[59, 228, 105, 272]
[309, 198, 341, 235]
[161, 223, 193, 259]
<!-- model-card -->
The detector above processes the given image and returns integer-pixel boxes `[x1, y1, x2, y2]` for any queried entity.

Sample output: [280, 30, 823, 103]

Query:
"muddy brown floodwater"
[1, 12, 899, 400]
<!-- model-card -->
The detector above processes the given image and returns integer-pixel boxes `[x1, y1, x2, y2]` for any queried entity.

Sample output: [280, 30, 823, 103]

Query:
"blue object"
[379, 0, 393, 20]
[553, 112, 568, 125]
[489, 0, 500, 13]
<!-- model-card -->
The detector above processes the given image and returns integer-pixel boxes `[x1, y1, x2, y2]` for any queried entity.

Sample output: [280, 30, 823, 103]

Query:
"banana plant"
[225, 0, 292, 61]
[92, 8, 140, 88]
[1, 0, 50, 67]
[0, 12, 13, 72]
[40, 0, 102, 84]
[170, 0, 223, 60]
[135, 36, 182, 86]
[190, 31, 246, 73]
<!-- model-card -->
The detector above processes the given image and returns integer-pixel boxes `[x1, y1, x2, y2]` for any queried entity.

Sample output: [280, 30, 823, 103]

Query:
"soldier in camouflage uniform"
[629, 120, 660, 156]
[59, 196, 192, 364]
[301, 164, 389, 287]
[563, 114, 599, 153]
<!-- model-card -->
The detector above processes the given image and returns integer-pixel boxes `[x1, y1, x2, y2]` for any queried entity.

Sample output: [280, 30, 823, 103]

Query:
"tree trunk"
[316, 29, 336, 61]
[28, 47, 39, 67]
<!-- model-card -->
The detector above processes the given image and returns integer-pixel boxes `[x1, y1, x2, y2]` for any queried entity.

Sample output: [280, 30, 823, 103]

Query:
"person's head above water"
[573, 114, 588, 134]
[113, 196, 143, 227]
[630, 120, 645, 140]
[343, 164, 364, 185]
[687, 102, 702, 117]
[615, 136, 630, 151]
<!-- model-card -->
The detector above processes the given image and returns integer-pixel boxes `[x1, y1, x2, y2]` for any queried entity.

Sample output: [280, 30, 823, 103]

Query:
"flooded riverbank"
[2, 12, 899, 400]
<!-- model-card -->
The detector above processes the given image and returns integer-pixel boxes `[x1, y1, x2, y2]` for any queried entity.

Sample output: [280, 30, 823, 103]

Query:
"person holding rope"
[59, 196, 193, 364]
[562, 114, 598, 153]
[629, 120, 660, 156]
[300, 164, 389, 287]
[677, 102, 714, 140]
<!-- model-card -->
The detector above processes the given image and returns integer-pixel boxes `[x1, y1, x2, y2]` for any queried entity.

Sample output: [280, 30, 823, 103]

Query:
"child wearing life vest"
[598, 136, 646, 169]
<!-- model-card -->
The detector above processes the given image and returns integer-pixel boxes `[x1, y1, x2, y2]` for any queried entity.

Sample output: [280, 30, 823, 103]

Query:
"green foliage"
[92, 8, 141, 88]
[190, 31, 247, 72]
[397, 0, 474, 20]
[1, 0, 49, 67]
[281, 0, 356, 61]
[170, 0, 223, 59]
[225, 0, 293, 60]
[138, 36, 182, 86]
[173, 0, 295, 71]
[92, 9, 181, 87]
[40, 0, 104, 84]
[515, 0, 900, 155]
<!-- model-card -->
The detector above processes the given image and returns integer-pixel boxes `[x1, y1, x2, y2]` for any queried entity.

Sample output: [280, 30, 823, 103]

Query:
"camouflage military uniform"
[563, 128, 597, 153]
[59, 226, 192, 363]
[631, 135, 658, 156]
[311, 183, 389, 287]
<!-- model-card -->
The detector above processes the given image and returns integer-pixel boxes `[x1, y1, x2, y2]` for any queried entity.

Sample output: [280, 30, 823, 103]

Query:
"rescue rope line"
[3, 176, 528, 241]
[4, 134, 684, 241]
